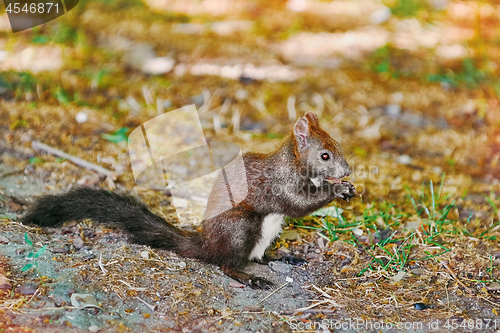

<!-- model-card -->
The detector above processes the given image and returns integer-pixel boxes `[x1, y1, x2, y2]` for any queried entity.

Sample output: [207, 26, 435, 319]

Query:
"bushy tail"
[21, 187, 204, 260]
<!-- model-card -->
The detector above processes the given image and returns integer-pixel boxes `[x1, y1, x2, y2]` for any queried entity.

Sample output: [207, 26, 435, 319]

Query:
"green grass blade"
[34, 245, 47, 259]
[24, 233, 33, 247]
[438, 172, 445, 201]
[21, 263, 34, 272]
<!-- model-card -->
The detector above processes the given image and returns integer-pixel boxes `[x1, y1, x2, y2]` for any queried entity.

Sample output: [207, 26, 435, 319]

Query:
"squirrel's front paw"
[333, 181, 358, 201]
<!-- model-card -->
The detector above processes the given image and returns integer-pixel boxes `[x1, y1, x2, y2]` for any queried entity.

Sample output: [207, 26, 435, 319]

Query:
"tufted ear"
[304, 112, 319, 126]
[294, 116, 309, 152]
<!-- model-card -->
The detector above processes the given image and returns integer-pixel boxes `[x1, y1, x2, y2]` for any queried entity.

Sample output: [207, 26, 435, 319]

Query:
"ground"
[0, 0, 500, 332]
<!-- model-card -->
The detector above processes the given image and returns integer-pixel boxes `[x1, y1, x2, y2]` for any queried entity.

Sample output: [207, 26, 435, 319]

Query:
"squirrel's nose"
[342, 165, 351, 178]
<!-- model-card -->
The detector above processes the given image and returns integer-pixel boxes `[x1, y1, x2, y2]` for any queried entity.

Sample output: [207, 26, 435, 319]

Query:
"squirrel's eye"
[321, 153, 330, 161]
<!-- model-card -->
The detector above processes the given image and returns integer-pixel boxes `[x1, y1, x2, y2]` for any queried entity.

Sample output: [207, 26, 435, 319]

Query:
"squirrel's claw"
[334, 181, 358, 201]
[247, 277, 274, 290]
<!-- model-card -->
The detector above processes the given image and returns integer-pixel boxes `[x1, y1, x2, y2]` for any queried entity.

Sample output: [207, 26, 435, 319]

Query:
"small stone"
[15, 248, 25, 255]
[486, 282, 500, 291]
[414, 303, 429, 310]
[370, 6, 391, 25]
[75, 112, 88, 123]
[411, 268, 426, 277]
[269, 261, 292, 274]
[17, 284, 37, 295]
[141, 57, 175, 75]
[317, 237, 325, 249]
[302, 244, 309, 254]
[73, 237, 84, 250]
[352, 228, 363, 236]
[83, 229, 96, 238]
[411, 171, 422, 182]
[235, 89, 249, 101]
[431, 166, 442, 175]
[243, 305, 262, 312]
[51, 247, 70, 254]
[20, 133, 32, 143]
[397, 155, 412, 165]
[306, 252, 316, 260]
[0, 283, 12, 290]
[82, 254, 95, 261]
[88, 325, 100, 332]
[141, 251, 149, 260]
[459, 209, 487, 221]
[385, 104, 401, 118]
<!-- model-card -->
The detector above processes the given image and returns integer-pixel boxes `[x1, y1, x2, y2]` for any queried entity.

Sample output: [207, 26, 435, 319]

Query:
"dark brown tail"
[21, 187, 204, 259]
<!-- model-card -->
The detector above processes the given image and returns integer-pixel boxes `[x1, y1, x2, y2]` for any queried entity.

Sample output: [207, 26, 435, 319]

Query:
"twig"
[99, 252, 108, 275]
[257, 278, 293, 305]
[118, 280, 147, 291]
[478, 295, 500, 308]
[441, 262, 473, 294]
[136, 296, 155, 311]
[31, 141, 117, 181]
[0, 169, 24, 178]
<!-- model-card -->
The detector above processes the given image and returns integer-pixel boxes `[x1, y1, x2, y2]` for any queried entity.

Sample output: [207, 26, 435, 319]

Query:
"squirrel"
[22, 111, 357, 289]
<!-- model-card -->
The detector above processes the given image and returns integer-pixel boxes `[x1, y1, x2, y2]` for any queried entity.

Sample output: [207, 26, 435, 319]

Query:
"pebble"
[73, 237, 84, 250]
[397, 155, 412, 165]
[17, 284, 37, 295]
[385, 104, 402, 118]
[269, 261, 292, 274]
[431, 166, 442, 175]
[51, 247, 70, 254]
[75, 112, 88, 123]
[486, 282, 500, 291]
[83, 229, 96, 238]
[414, 303, 429, 310]
[306, 253, 316, 260]
[141, 57, 175, 75]
[88, 325, 100, 333]
[0, 283, 12, 290]
[459, 209, 487, 220]
[141, 251, 149, 260]
[317, 237, 325, 249]
[235, 89, 249, 101]
[370, 6, 391, 25]
[303, 244, 309, 254]
[15, 248, 25, 255]
[82, 254, 96, 261]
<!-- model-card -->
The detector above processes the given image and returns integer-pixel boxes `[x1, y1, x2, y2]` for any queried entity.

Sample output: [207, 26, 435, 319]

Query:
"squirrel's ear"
[294, 116, 309, 151]
[304, 112, 319, 126]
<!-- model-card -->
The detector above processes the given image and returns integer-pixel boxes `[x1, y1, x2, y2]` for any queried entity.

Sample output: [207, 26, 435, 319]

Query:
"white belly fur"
[249, 213, 285, 261]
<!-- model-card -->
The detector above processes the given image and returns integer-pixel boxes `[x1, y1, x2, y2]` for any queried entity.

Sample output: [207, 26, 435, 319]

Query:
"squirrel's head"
[293, 111, 351, 181]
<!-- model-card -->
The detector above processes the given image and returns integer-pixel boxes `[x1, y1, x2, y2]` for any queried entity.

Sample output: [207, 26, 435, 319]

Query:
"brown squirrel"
[22, 111, 357, 289]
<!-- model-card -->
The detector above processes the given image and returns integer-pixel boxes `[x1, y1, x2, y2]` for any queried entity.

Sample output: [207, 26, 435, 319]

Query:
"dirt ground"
[1, 0, 500, 332]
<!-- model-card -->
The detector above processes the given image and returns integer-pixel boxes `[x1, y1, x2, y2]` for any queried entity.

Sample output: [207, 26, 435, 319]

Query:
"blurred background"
[0, 0, 499, 200]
